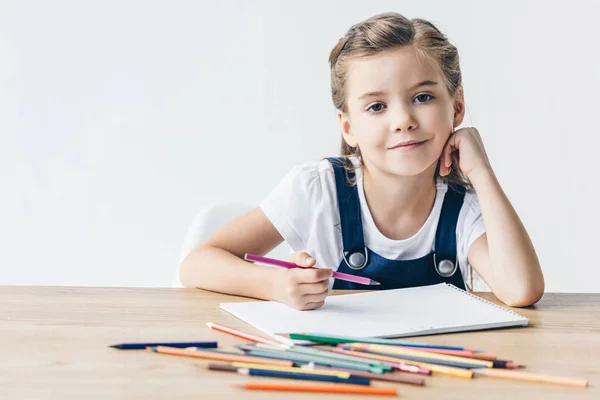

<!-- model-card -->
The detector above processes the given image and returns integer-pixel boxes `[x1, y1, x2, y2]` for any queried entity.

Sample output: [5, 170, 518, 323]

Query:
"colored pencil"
[472, 368, 588, 388]
[278, 345, 394, 371]
[336, 349, 473, 379]
[328, 348, 431, 375]
[301, 365, 426, 386]
[244, 349, 387, 374]
[209, 364, 371, 385]
[342, 344, 476, 358]
[232, 382, 398, 396]
[228, 362, 352, 378]
[147, 346, 292, 366]
[244, 343, 426, 376]
[109, 341, 217, 350]
[349, 343, 520, 369]
[287, 333, 474, 351]
[341, 344, 504, 363]
[244, 253, 380, 286]
[365, 352, 489, 370]
[251, 343, 393, 371]
[206, 322, 282, 346]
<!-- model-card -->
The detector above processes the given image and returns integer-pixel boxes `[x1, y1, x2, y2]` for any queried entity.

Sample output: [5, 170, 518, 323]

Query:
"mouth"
[388, 139, 428, 150]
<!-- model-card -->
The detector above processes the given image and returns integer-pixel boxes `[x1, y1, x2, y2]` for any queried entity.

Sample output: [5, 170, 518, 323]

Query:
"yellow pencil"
[350, 343, 494, 367]
[339, 349, 473, 379]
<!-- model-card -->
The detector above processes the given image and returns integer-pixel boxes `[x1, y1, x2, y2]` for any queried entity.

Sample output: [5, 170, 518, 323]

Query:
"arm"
[440, 126, 544, 307]
[179, 207, 283, 300]
[180, 207, 331, 309]
[467, 169, 544, 307]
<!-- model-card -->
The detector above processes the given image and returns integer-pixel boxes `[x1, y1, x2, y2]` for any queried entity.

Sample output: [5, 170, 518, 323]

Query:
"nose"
[391, 106, 417, 132]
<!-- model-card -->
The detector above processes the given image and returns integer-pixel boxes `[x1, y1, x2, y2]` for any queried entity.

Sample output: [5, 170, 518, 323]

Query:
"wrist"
[467, 167, 496, 188]
[261, 267, 283, 301]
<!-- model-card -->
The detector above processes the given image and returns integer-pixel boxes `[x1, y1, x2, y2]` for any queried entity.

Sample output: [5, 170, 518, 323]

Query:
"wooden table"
[1, 287, 598, 399]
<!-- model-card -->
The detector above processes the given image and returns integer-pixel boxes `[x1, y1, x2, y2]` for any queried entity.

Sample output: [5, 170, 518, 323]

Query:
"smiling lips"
[388, 139, 428, 150]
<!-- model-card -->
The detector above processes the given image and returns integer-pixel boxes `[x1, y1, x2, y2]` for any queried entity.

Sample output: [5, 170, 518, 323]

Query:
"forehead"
[346, 46, 443, 99]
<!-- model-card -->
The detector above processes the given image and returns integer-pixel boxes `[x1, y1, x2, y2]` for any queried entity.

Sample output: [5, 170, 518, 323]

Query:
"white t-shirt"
[260, 157, 487, 289]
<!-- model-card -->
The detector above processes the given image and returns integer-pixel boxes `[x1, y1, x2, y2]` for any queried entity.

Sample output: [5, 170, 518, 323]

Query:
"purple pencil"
[244, 253, 380, 286]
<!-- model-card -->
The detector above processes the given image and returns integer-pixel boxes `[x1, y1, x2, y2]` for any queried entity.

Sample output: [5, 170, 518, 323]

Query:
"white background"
[1, 0, 599, 291]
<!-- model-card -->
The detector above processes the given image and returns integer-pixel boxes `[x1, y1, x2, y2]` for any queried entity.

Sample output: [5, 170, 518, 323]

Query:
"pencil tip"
[370, 281, 381, 285]
[108, 345, 118, 348]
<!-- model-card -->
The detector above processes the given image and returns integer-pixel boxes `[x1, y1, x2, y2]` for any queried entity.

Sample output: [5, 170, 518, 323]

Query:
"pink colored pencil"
[245, 253, 380, 286]
[206, 322, 283, 346]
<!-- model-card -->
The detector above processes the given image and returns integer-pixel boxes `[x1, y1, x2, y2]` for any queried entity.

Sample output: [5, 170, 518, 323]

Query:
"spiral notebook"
[220, 283, 528, 345]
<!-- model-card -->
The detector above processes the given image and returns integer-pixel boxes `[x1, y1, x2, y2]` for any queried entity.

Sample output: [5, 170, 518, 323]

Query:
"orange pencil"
[148, 346, 292, 366]
[473, 368, 588, 388]
[206, 322, 282, 346]
[232, 382, 398, 396]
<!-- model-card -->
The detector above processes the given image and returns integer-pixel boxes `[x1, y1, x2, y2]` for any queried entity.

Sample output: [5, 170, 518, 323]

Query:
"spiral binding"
[444, 283, 528, 321]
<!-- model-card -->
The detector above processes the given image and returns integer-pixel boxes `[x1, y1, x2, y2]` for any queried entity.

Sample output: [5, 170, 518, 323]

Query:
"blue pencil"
[289, 333, 474, 351]
[209, 363, 370, 385]
[109, 341, 218, 350]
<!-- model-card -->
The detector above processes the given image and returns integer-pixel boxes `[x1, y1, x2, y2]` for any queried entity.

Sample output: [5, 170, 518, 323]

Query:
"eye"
[414, 93, 434, 103]
[367, 103, 386, 113]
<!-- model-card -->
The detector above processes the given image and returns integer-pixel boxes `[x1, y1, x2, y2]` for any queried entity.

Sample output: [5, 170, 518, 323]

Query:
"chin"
[381, 157, 438, 178]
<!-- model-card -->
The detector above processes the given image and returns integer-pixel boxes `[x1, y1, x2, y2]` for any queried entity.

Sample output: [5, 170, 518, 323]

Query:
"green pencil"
[286, 333, 474, 352]
[245, 349, 386, 374]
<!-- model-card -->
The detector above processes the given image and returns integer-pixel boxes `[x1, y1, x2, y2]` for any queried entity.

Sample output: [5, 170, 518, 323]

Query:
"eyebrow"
[356, 80, 438, 101]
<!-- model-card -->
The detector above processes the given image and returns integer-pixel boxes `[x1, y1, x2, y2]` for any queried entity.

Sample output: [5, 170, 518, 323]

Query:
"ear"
[452, 86, 465, 128]
[337, 110, 358, 148]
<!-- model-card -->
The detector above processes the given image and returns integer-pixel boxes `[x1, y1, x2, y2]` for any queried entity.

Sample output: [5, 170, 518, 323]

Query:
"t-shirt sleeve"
[457, 190, 487, 287]
[259, 162, 323, 252]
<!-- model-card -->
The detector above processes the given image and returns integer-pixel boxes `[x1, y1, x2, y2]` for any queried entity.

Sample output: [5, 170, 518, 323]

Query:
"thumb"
[289, 251, 316, 268]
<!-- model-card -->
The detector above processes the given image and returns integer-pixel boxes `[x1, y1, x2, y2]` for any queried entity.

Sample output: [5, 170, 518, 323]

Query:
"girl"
[180, 12, 544, 311]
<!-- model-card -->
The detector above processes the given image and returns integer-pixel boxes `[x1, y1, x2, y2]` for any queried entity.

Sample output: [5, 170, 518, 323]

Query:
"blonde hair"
[329, 12, 471, 190]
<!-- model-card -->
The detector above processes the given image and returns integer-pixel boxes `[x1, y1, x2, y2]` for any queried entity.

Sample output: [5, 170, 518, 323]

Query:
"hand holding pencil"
[263, 251, 332, 311]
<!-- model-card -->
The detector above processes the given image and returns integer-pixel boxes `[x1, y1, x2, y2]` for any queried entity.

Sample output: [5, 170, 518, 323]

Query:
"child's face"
[339, 45, 464, 178]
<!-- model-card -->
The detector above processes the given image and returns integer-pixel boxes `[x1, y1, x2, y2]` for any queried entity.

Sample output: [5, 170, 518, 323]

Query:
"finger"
[440, 145, 451, 176]
[446, 134, 458, 167]
[295, 267, 333, 283]
[288, 251, 316, 268]
[301, 300, 325, 311]
[298, 280, 330, 295]
[301, 288, 329, 304]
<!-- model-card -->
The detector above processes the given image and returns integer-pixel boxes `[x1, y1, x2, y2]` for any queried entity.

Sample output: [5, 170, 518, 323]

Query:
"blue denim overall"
[327, 158, 467, 291]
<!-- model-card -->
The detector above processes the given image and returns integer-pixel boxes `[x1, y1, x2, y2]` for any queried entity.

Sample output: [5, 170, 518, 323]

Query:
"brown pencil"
[148, 346, 293, 366]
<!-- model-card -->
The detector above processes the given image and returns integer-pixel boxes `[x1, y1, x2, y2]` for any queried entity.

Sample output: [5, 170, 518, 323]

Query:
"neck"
[361, 161, 438, 240]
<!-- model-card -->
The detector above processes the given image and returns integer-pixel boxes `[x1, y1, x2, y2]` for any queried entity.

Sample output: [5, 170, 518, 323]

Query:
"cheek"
[424, 109, 453, 140]
[352, 118, 388, 148]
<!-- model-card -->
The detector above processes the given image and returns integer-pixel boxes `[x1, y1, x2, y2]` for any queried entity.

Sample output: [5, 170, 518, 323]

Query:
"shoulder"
[264, 158, 346, 206]
[281, 158, 335, 191]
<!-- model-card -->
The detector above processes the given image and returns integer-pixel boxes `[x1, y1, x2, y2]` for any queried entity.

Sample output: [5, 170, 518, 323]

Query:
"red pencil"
[206, 322, 282, 346]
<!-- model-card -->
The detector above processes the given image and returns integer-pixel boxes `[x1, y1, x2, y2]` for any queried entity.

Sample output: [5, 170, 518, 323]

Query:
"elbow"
[501, 280, 545, 308]
[179, 250, 201, 289]
[179, 260, 193, 288]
